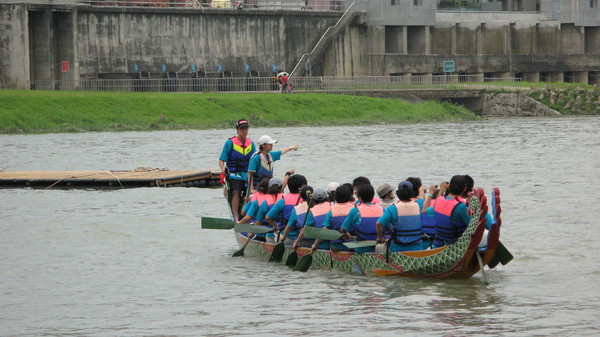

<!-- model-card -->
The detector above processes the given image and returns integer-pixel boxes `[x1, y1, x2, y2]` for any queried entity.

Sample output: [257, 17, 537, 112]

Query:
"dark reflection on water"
[1, 117, 599, 336]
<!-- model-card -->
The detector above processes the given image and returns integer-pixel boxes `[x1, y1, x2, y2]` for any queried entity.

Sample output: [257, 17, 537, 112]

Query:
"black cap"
[236, 119, 249, 128]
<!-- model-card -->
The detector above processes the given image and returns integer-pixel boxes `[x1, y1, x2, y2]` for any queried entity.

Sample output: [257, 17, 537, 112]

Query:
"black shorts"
[229, 178, 246, 194]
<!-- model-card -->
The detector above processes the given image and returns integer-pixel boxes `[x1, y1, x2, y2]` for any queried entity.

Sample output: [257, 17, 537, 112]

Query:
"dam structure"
[1, 0, 599, 90]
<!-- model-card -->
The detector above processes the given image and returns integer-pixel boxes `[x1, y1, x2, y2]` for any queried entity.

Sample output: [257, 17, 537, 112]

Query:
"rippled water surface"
[1, 117, 599, 336]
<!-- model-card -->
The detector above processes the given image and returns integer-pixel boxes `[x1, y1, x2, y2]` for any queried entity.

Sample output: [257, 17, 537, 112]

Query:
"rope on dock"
[43, 172, 99, 190]
[106, 171, 125, 189]
[134, 167, 170, 172]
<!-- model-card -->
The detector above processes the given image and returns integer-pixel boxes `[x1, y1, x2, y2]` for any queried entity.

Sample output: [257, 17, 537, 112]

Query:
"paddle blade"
[232, 238, 251, 257]
[487, 255, 500, 269]
[202, 217, 235, 230]
[343, 241, 378, 249]
[293, 254, 313, 272]
[268, 242, 285, 262]
[285, 251, 299, 267]
[496, 241, 513, 265]
[302, 226, 342, 241]
[234, 223, 274, 234]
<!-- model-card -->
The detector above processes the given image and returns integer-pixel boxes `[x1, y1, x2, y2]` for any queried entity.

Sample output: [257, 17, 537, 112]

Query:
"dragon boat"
[202, 187, 512, 280]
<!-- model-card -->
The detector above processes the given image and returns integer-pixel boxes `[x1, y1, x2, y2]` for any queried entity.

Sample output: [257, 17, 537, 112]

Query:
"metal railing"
[76, 0, 349, 11]
[28, 75, 526, 93]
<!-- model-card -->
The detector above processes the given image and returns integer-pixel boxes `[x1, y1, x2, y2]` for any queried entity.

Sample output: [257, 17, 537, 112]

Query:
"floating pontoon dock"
[0, 169, 220, 189]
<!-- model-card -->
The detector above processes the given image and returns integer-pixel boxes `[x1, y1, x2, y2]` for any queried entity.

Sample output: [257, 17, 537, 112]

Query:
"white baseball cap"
[327, 182, 340, 193]
[257, 135, 278, 145]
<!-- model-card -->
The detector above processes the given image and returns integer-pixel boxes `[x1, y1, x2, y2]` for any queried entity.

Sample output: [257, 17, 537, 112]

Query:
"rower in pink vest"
[341, 184, 384, 253]
[319, 184, 355, 252]
[293, 188, 332, 250]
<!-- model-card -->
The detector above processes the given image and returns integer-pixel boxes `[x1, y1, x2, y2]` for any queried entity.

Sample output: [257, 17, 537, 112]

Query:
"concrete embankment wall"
[0, 4, 341, 88]
[482, 93, 561, 117]
[2, 3, 600, 88]
[324, 17, 600, 81]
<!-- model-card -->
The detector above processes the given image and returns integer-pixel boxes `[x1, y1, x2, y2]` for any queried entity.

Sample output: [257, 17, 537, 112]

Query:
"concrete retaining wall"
[482, 92, 561, 117]
[75, 8, 339, 77]
[2, 3, 600, 88]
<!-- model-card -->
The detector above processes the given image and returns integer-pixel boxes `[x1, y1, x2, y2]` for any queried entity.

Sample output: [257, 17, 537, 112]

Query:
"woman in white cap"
[247, 135, 298, 195]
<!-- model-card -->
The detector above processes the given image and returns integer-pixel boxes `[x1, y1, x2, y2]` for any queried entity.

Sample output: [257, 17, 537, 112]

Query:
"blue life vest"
[392, 202, 423, 245]
[277, 193, 302, 230]
[433, 197, 467, 246]
[421, 198, 436, 236]
[329, 203, 354, 245]
[356, 203, 384, 241]
[288, 203, 308, 240]
[251, 152, 274, 190]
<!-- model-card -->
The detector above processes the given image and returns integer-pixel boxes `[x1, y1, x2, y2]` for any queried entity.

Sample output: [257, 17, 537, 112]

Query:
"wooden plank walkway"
[0, 169, 221, 189]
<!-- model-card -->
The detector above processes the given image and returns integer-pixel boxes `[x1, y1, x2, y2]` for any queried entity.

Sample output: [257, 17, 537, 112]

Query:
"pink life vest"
[309, 202, 332, 228]
[356, 203, 384, 241]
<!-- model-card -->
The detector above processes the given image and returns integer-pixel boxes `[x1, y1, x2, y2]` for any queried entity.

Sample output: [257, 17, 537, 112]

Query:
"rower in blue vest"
[421, 184, 441, 249]
[265, 174, 307, 242]
[247, 135, 298, 195]
[376, 181, 423, 252]
[218, 119, 256, 221]
[432, 175, 472, 248]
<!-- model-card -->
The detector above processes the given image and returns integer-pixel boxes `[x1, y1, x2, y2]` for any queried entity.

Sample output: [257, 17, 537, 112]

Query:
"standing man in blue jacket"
[219, 119, 256, 221]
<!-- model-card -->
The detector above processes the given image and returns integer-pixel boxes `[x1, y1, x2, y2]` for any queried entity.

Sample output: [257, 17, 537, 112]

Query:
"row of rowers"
[237, 174, 494, 253]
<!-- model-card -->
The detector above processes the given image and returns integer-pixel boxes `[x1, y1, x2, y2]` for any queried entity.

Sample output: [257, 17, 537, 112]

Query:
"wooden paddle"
[231, 224, 275, 257]
[293, 248, 316, 272]
[343, 240, 378, 249]
[201, 216, 235, 230]
[234, 223, 274, 234]
[232, 235, 253, 257]
[475, 251, 489, 285]
[292, 229, 344, 272]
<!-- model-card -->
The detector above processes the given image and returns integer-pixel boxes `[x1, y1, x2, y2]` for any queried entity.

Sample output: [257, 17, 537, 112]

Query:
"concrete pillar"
[572, 71, 588, 84]
[71, 8, 80, 86]
[532, 24, 539, 54]
[402, 26, 408, 54]
[505, 24, 512, 55]
[425, 26, 431, 55]
[548, 72, 564, 83]
[477, 23, 484, 54]
[0, 4, 30, 89]
[369, 26, 385, 54]
[524, 72, 540, 82]
[451, 23, 457, 55]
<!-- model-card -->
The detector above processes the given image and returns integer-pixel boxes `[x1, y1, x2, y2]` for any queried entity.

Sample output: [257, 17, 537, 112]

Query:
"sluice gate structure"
[1, 0, 599, 90]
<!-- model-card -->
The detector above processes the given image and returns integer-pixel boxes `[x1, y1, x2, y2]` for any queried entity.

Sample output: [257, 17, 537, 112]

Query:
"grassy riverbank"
[0, 90, 478, 134]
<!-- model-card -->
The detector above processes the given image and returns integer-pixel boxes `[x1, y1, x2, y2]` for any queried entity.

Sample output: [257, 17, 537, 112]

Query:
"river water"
[1, 117, 599, 336]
